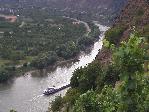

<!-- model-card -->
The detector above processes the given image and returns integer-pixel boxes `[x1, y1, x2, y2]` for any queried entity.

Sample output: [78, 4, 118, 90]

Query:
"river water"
[0, 24, 109, 112]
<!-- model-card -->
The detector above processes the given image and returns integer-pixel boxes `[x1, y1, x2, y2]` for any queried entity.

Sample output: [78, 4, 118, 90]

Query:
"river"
[0, 23, 109, 112]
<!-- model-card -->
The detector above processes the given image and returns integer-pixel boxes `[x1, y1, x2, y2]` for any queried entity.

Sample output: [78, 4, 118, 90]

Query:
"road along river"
[0, 23, 109, 112]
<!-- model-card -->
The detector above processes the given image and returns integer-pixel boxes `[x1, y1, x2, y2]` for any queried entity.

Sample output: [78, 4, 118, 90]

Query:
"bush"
[103, 64, 120, 86]
[63, 88, 81, 106]
[70, 61, 103, 92]
[31, 51, 57, 69]
[78, 36, 94, 47]
[10, 110, 17, 112]
[73, 91, 100, 112]
[0, 67, 14, 82]
[51, 96, 63, 112]
[140, 25, 149, 37]
[56, 41, 78, 59]
[105, 26, 125, 45]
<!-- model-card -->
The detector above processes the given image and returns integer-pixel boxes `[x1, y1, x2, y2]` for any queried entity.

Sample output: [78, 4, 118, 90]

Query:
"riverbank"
[49, 1, 149, 111]
[0, 23, 109, 112]
[0, 15, 101, 83]
[13, 32, 100, 78]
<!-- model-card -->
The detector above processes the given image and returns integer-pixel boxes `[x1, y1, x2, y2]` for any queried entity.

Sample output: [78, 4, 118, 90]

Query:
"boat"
[43, 84, 70, 95]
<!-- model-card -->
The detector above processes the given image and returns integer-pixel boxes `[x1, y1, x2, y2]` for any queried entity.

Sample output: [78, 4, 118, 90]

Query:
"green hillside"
[50, 0, 149, 112]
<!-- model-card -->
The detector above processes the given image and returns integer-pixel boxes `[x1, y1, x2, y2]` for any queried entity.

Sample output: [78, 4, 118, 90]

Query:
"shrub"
[51, 96, 63, 112]
[73, 91, 100, 112]
[70, 61, 103, 92]
[30, 51, 57, 69]
[105, 26, 125, 45]
[103, 64, 120, 86]
[10, 110, 17, 112]
[63, 88, 81, 106]
[136, 9, 144, 16]
[0, 67, 14, 82]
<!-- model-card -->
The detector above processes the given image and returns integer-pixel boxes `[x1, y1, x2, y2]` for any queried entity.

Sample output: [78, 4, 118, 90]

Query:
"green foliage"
[97, 86, 119, 112]
[103, 39, 110, 48]
[111, 34, 145, 111]
[103, 64, 120, 86]
[58, 34, 149, 112]
[51, 96, 63, 112]
[70, 61, 103, 92]
[56, 41, 78, 59]
[0, 66, 14, 82]
[10, 51, 25, 61]
[78, 36, 94, 48]
[73, 91, 100, 112]
[30, 51, 57, 69]
[140, 75, 149, 112]
[113, 34, 144, 74]
[70, 61, 120, 93]
[105, 26, 125, 45]
[139, 25, 149, 37]
[10, 110, 17, 112]
[63, 88, 81, 106]
[0, 15, 100, 70]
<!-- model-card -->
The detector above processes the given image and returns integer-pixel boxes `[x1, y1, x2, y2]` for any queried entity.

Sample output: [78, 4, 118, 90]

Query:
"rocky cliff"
[97, 0, 149, 65]
[115, 0, 149, 40]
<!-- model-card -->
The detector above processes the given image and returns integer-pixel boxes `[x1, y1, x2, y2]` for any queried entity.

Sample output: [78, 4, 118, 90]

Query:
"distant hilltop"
[0, 0, 127, 25]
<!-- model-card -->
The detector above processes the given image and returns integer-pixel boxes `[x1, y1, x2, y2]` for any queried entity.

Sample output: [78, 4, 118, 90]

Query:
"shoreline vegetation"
[0, 13, 101, 83]
[49, 0, 149, 111]
[50, 33, 149, 112]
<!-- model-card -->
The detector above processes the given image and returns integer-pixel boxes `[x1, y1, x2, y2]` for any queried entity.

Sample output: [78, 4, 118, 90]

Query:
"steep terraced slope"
[97, 0, 149, 65]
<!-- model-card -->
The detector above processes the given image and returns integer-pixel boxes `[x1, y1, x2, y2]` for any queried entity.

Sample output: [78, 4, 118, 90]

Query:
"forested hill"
[48, 0, 127, 23]
[50, 0, 149, 112]
[0, 0, 127, 25]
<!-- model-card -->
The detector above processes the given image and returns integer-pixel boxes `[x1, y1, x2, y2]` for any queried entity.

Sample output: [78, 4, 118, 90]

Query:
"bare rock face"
[114, 0, 149, 41]
[115, 0, 149, 27]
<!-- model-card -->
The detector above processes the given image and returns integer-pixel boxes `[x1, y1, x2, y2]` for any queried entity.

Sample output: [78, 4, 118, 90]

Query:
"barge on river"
[43, 84, 70, 95]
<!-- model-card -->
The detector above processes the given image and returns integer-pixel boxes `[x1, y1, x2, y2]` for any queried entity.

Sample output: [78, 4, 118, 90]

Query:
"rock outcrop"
[96, 0, 149, 65]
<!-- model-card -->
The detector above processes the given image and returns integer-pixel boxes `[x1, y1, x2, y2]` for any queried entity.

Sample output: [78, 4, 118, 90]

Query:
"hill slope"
[0, 0, 127, 25]
[49, 0, 149, 111]
[97, 0, 149, 64]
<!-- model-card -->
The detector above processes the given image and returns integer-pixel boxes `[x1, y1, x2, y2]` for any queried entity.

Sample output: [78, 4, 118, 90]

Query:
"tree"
[0, 66, 14, 82]
[112, 34, 145, 111]
[103, 64, 120, 86]
[97, 86, 119, 112]
[70, 61, 103, 92]
[73, 91, 100, 112]
[51, 96, 63, 112]
[113, 34, 144, 74]
[10, 110, 17, 112]
[31, 51, 57, 69]
[71, 34, 149, 112]
[63, 88, 81, 106]
[105, 26, 125, 45]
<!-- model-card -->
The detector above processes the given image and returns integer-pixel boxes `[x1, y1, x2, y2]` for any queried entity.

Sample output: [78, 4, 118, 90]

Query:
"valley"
[0, 12, 100, 82]
[0, 0, 148, 112]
